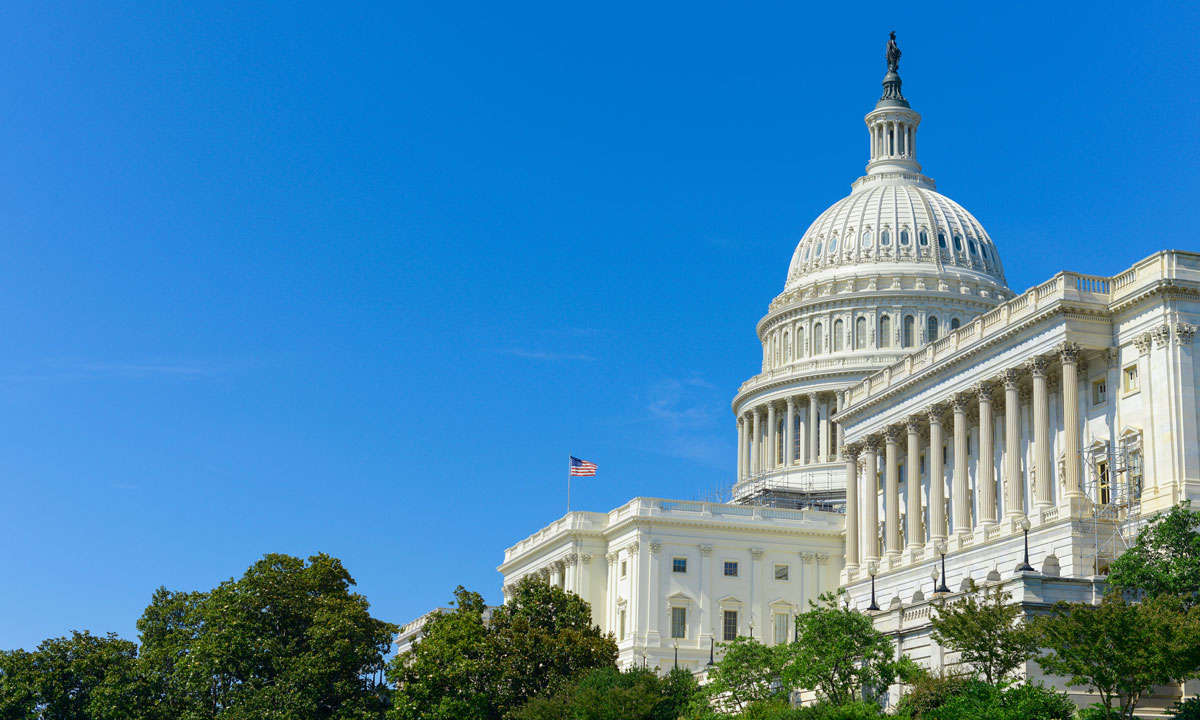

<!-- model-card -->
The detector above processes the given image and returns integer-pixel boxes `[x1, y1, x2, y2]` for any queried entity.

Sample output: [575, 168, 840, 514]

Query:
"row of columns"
[870, 118, 915, 161]
[736, 392, 841, 481]
[843, 342, 1084, 570]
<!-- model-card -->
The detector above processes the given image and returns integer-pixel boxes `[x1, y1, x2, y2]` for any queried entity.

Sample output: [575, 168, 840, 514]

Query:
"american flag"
[569, 456, 597, 476]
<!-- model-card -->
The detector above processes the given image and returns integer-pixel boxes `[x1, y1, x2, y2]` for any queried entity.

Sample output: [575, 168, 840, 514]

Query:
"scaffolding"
[1080, 432, 1144, 576]
[698, 470, 846, 514]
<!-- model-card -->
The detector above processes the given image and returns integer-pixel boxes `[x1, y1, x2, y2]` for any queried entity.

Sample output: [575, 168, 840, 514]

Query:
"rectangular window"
[1092, 378, 1108, 405]
[774, 613, 789, 645]
[619, 609, 626, 639]
[1098, 460, 1111, 505]
[620, 560, 627, 578]
[1129, 450, 1143, 496]
[1123, 364, 1139, 393]
[723, 610, 738, 641]
[670, 607, 687, 639]
[672, 557, 687, 574]
[774, 564, 789, 581]
[724, 561, 738, 577]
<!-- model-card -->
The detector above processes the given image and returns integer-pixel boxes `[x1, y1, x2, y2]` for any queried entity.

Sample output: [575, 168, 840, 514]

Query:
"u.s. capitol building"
[464, 38, 1200, 711]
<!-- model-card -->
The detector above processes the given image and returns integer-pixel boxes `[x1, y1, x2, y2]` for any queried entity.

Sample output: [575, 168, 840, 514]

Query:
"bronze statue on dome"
[886, 31, 901, 73]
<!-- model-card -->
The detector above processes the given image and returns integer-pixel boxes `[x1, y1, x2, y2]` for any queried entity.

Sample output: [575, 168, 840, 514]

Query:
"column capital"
[815, 553, 829, 565]
[1153, 324, 1171, 348]
[999, 368, 1021, 389]
[973, 382, 994, 404]
[628, 541, 640, 554]
[841, 443, 860, 460]
[1176, 323, 1197, 344]
[606, 551, 619, 563]
[883, 426, 903, 444]
[564, 553, 579, 566]
[1025, 355, 1050, 377]
[799, 551, 815, 562]
[699, 544, 712, 556]
[786, 395, 796, 409]
[649, 541, 662, 554]
[925, 404, 944, 425]
[1134, 332, 1153, 355]
[951, 393, 970, 412]
[860, 436, 880, 454]
[580, 553, 592, 565]
[1057, 341, 1082, 365]
[905, 416, 922, 435]
[750, 548, 764, 560]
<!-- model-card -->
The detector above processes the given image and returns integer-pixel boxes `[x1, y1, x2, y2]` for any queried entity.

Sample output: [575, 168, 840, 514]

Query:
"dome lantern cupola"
[864, 32, 924, 178]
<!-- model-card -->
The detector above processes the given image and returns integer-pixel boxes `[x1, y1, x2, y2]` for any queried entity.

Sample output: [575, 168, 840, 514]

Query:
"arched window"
[814, 241, 823, 256]
[927, 316, 939, 342]
[919, 230, 929, 247]
[813, 323, 824, 354]
[861, 230, 873, 249]
[777, 417, 785, 466]
[953, 234, 963, 252]
[829, 235, 838, 253]
[855, 317, 866, 349]
[880, 230, 891, 246]
[968, 239, 978, 255]
[950, 318, 961, 330]
[937, 231, 947, 249]
[783, 330, 791, 361]
[900, 230, 910, 246]
[803, 245, 811, 261]
[796, 326, 805, 357]
[902, 315, 915, 348]
[879, 315, 892, 348]
[833, 320, 844, 351]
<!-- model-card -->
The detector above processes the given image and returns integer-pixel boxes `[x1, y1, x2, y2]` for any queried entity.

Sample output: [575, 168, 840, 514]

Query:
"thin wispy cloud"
[636, 375, 730, 468]
[498, 348, 595, 362]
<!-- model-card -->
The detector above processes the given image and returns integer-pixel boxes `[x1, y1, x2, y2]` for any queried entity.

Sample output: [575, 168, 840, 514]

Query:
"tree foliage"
[703, 637, 787, 714]
[1107, 501, 1200, 606]
[928, 581, 1038, 685]
[0, 631, 147, 720]
[919, 679, 1075, 720]
[136, 552, 396, 720]
[1033, 593, 1200, 719]
[388, 576, 617, 720]
[782, 590, 899, 706]
[510, 666, 697, 720]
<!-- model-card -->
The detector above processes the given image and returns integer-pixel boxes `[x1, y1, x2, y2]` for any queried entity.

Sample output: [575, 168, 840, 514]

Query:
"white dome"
[784, 178, 1006, 292]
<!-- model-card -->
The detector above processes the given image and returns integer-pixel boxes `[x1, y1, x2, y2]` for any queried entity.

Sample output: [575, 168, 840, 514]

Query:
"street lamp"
[935, 540, 950, 594]
[929, 566, 940, 597]
[673, 640, 679, 669]
[707, 634, 714, 666]
[1017, 516, 1035, 572]
[642, 650, 647, 668]
[866, 560, 880, 611]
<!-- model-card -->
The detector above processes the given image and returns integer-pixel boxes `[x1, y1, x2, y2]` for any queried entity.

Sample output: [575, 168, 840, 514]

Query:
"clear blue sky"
[0, 2, 1197, 651]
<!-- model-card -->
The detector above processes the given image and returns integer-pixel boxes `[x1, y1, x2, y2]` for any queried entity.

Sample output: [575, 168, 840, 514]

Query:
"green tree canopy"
[389, 576, 617, 720]
[929, 581, 1039, 685]
[703, 637, 787, 714]
[137, 552, 396, 720]
[1107, 501, 1200, 606]
[0, 631, 147, 720]
[1033, 593, 1200, 719]
[781, 589, 899, 706]
[509, 666, 698, 720]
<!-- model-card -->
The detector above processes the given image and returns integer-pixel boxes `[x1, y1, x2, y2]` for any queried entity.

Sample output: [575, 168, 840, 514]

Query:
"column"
[905, 418, 923, 551]
[700, 544, 712, 642]
[647, 542, 661, 642]
[1059, 343, 1082, 499]
[785, 397, 796, 466]
[737, 417, 746, 481]
[751, 409, 761, 475]
[819, 395, 831, 463]
[952, 395, 971, 536]
[861, 440, 880, 562]
[928, 407, 946, 542]
[835, 392, 844, 461]
[976, 384, 997, 526]
[767, 403, 778, 470]
[884, 427, 901, 557]
[809, 394, 819, 465]
[843, 445, 860, 570]
[1001, 369, 1023, 519]
[1028, 356, 1053, 508]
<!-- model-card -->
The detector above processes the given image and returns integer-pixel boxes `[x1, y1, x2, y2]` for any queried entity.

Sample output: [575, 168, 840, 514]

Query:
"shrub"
[1171, 697, 1200, 720]
[791, 700, 886, 720]
[894, 670, 973, 719]
[1076, 704, 1121, 720]
[919, 680, 1073, 720]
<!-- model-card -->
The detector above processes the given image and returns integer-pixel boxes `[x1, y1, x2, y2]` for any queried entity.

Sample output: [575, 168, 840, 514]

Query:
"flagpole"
[567, 455, 571, 514]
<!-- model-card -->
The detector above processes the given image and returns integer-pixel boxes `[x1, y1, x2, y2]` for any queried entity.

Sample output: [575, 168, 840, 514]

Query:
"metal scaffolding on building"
[1080, 432, 1144, 576]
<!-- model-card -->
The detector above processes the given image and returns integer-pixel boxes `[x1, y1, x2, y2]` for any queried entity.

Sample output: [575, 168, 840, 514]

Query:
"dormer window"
[861, 230, 873, 249]
[968, 239, 978, 255]
[919, 229, 929, 247]
[880, 229, 891, 246]
[937, 231, 947, 248]
[900, 229, 910, 246]
[829, 236, 838, 253]
[953, 234, 963, 252]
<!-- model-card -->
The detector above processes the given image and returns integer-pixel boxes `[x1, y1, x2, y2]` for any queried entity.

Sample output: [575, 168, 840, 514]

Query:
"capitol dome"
[785, 180, 1006, 291]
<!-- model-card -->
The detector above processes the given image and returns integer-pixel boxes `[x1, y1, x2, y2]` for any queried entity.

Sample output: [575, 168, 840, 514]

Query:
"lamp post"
[673, 640, 678, 669]
[866, 560, 880, 611]
[929, 566, 940, 597]
[642, 650, 647, 668]
[935, 540, 950, 594]
[1017, 516, 1035, 572]
[707, 634, 714, 666]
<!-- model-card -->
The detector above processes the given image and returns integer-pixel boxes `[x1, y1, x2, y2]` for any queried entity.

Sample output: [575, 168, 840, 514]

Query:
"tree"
[0, 631, 149, 720]
[1107, 501, 1200, 606]
[929, 581, 1039, 685]
[137, 552, 397, 720]
[509, 666, 698, 720]
[703, 637, 787, 714]
[389, 576, 617, 720]
[1033, 593, 1200, 719]
[782, 589, 900, 706]
[920, 679, 1075, 720]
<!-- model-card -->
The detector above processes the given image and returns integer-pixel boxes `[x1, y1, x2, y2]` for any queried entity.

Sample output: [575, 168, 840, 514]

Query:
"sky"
[0, 2, 1198, 651]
